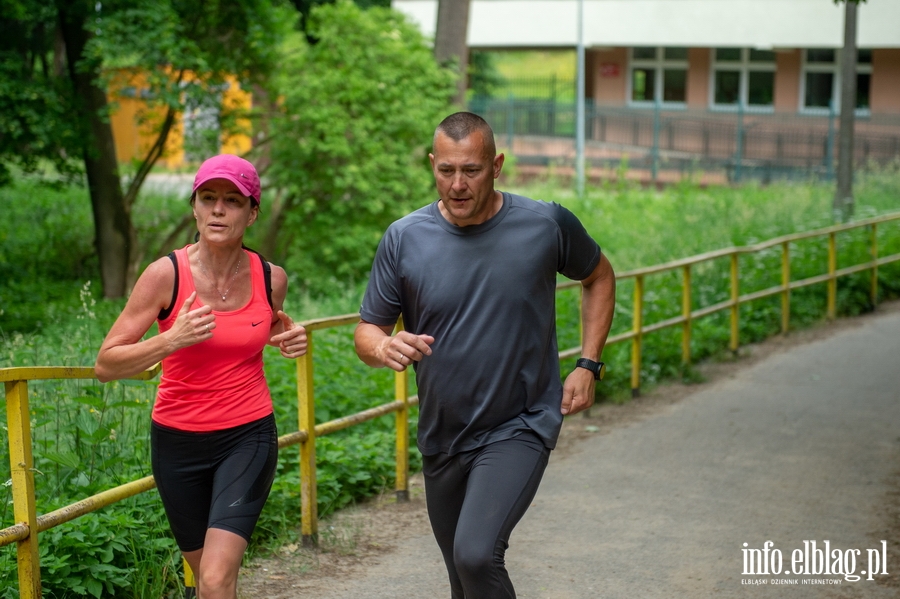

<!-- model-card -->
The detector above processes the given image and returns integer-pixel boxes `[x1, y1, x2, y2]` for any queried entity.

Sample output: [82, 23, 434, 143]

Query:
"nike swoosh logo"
[251, 321, 265, 327]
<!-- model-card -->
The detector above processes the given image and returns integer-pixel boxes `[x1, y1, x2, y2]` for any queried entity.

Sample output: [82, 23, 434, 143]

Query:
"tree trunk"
[434, 0, 471, 107]
[260, 188, 291, 261]
[834, 0, 858, 222]
[57, 0, 135, 298]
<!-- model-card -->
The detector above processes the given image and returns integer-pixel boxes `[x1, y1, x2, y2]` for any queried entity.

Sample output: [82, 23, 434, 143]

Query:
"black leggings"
[150, 413, 278, 552]
[422, 431, 550, 599]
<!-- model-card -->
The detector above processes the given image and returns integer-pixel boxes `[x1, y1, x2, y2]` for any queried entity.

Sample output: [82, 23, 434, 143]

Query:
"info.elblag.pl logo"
[741, 540, 890, 585]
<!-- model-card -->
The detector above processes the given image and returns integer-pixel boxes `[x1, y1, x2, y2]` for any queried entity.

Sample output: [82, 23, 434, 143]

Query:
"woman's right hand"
[166, 292, 215, 350]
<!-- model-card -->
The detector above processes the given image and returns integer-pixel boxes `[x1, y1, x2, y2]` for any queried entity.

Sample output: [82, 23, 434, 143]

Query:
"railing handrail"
[559, 212, 900, 284]
[3, 209, 900, 598]
[0, 364, 160, 383]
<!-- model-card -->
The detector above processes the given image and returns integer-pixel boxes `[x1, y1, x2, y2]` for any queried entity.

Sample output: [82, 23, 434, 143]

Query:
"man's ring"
[205, 324, 210, 333]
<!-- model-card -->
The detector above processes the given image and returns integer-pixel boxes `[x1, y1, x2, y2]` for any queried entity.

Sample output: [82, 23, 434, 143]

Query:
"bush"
[264, 0, 455, 295]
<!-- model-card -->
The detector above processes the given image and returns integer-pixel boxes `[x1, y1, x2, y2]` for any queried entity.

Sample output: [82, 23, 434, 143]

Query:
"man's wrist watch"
[575, 358, 605, 381]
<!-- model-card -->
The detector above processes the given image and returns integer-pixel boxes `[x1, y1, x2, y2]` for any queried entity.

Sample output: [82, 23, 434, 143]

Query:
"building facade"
[394, 0, 900, 116]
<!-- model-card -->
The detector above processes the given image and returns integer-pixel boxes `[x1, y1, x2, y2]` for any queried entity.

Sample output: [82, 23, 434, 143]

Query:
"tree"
[57, 0, 137, 299]
[262, 0, 454, 294]
[833, 0, 867, 222]
[0, 0, 293, 297]
[288, 0, 390, 42]
[433, 0, 471, 106]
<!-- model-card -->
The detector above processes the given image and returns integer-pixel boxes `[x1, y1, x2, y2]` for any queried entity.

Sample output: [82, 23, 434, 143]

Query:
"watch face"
[598, 362, 606, 380]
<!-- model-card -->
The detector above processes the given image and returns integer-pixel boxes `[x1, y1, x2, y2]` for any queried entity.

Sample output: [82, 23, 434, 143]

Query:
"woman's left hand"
[270, 311, 308, 359]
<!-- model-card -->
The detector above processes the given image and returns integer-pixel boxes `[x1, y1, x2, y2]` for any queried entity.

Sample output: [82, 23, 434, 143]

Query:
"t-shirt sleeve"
[359, 228, 403, 326]
[555, 203, 602, 280]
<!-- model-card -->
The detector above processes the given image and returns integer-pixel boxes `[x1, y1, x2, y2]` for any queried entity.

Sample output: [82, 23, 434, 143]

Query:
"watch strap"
[575, 358, 605, 381]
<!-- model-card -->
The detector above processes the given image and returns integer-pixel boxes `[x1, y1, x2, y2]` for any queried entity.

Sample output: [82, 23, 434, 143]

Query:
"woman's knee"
[197, 565, 239, 599]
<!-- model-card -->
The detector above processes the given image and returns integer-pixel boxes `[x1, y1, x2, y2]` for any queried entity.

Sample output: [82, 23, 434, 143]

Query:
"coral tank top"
[153, 246, 273, 431]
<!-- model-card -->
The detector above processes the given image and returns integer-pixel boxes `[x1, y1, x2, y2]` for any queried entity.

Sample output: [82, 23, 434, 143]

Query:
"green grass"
[2, 164, 900, 596]
[472, 50, 577, 102]
[489, 50, 576, 80]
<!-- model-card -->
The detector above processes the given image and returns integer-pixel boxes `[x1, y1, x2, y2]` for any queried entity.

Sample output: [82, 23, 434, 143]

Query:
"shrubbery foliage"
[263, 0, 455, 295]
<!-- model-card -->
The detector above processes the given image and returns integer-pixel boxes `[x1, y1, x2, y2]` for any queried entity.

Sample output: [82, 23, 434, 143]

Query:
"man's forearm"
[580, 253, 616, 360]
[354, 321, 394, 368]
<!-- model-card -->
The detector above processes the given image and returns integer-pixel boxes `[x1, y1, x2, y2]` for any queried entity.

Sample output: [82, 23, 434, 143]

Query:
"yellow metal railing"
[3, 211, 900, 597]
[555, 212, 900, 397]
[2, 367, 161, 599]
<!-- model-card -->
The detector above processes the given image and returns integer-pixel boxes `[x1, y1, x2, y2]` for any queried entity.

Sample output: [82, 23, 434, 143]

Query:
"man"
[354, 112, 615, 598]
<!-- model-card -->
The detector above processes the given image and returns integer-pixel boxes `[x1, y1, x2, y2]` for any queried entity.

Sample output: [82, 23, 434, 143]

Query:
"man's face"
[429, 130, 504, 227]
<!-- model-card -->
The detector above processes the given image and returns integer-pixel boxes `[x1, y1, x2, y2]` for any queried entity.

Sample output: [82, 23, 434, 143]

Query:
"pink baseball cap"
[192, 154, 261, 205]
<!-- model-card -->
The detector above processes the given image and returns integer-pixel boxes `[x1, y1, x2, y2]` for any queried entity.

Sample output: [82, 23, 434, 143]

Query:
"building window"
[629, 47, 688, 106]
[856, 49, 872, 110]
[711, 48, 775, 110]
[801, 48, 871, 112]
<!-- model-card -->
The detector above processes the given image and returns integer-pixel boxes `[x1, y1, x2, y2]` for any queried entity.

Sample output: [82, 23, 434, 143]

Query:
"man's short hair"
[434, 112, 497, 158]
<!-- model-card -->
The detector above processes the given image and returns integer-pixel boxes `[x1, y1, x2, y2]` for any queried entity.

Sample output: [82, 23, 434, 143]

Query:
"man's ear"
[493, 153, 505, 178]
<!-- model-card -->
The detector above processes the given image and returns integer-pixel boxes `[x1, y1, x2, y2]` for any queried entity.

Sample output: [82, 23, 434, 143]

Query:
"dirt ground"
[238, 301, 900, 598]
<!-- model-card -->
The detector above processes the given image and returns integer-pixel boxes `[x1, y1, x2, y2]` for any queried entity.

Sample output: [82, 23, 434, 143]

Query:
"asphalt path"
[246, 303, 900, 598]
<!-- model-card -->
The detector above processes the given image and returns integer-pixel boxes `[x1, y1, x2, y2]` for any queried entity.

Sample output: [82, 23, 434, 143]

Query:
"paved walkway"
[247, 304, 900, 598]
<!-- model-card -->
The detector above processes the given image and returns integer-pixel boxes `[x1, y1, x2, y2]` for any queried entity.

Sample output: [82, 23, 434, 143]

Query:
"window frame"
[709, 48, 776, 113]
[799, 48, 872, 115]
[627, 47, 689, 109]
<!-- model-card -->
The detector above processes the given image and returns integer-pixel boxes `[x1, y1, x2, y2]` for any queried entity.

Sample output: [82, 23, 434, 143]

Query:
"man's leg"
[423, 451, 468, 599]
[453, 433, 549, 599]
[423, 432, 550, 599]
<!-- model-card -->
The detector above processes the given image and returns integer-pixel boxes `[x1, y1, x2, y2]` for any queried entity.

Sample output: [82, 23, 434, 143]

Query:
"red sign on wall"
[600, 63, 620, 78]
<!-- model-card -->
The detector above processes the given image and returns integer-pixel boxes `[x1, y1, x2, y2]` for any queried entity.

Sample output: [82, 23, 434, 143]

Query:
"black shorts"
[150, 413, 278, 552]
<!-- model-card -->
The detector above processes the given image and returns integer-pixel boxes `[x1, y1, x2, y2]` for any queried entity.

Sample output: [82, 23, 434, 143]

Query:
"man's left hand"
[561, 367, 596, 415]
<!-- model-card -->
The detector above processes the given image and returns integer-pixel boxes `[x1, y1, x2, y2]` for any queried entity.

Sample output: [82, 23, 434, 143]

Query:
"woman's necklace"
[198, 254, 242, 301]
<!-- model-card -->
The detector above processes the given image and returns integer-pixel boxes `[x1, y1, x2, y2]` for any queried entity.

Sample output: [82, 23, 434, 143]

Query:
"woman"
[95, 154, 307, 599]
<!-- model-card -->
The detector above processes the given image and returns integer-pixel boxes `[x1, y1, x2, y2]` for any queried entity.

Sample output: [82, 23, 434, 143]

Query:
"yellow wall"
[107, 70, 253, 169]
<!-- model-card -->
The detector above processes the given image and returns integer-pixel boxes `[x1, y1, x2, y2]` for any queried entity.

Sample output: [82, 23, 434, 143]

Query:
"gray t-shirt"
[360, 192, 602, 456]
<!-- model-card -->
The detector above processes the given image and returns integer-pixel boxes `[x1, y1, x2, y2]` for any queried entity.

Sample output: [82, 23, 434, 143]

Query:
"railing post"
[781, 241, 791, 333]
[506, 92, 514, 149]
[630, 276, 644, 398]
[730, 253, 740, 352]
[870, 223, 879, 306]
[734, 102, 744, 183]
[826, 101, 836, 180]
[394, 321, 410, 503]
[681, 265, 692, 366]
[651, 99, 661, 184]
[5, 379, 41, 599]
[183, 558, 195, 598]
[827, 232, 837, 320]
[297, 332, 318, 546]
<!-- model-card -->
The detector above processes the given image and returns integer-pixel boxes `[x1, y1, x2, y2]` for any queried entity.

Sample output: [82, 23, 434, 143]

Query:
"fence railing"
[3, 212, 900, 597]
[470, 98, 900, 183]
[586, 212, 900, 396]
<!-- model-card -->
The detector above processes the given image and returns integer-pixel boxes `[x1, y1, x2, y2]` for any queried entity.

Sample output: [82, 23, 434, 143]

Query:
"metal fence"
[469, 96, 900, 183]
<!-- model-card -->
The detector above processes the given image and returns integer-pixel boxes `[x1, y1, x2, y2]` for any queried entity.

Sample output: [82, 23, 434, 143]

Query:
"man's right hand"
[354, 321, 434, 371]
[377, 330, 435, 372]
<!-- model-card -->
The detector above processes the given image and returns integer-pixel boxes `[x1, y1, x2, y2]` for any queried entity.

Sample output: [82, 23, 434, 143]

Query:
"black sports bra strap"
[158, 252, 179, 321]
[244, 247, 274, 310]
[261, 255, 273, 310]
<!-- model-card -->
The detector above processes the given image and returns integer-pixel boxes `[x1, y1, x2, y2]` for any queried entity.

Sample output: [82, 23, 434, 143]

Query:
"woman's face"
[192, 178, 258, 244]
